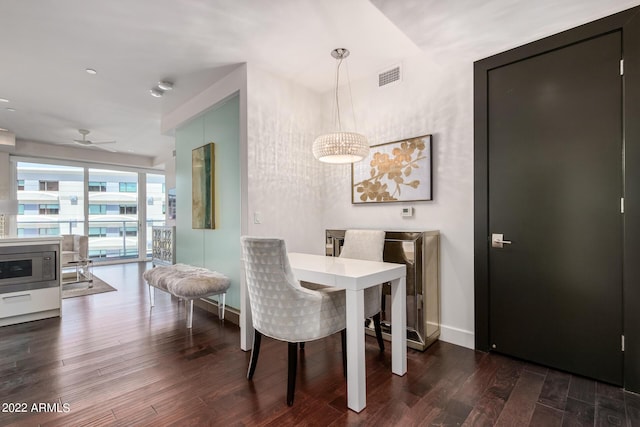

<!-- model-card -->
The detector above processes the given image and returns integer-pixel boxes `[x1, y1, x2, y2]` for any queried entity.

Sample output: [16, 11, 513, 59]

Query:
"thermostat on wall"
[401, 207, 414, 217]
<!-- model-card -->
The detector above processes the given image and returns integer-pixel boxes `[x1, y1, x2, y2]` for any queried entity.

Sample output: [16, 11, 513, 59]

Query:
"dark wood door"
[488, 31, 623, 384]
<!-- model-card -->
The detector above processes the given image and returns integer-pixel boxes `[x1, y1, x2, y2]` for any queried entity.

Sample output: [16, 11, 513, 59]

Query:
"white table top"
[288, 252, 406, 291]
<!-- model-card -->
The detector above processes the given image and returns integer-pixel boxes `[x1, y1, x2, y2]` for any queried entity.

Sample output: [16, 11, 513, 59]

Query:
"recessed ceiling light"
[150, 88, 164, 98]
[0, 98, 9, 103]
[157, 81, 173, 91]
[6, 108, 16, 112]
[85, 68, 97, 75]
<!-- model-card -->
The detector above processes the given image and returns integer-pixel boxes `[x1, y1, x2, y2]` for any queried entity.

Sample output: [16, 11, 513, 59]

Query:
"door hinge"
[621, 198, 625, 214]
[620, 59, 624, 76]
[622, 335, 625, 352]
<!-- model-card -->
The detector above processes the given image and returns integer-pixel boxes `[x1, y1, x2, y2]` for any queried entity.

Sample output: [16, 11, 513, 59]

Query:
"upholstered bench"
[143, 264, 230, 328]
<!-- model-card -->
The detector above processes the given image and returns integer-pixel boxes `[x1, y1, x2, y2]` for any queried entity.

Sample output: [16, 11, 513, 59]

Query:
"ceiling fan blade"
[92, 143, 118, 153]
[91, 140, 117, 145]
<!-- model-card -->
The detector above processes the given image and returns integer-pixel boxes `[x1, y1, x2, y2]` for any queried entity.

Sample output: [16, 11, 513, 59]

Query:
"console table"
[151, 225, 175, 266]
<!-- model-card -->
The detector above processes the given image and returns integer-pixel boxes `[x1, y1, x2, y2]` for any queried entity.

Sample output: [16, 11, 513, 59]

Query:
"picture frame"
[192, 143, 215, 229]
[351, 134, 432, 204]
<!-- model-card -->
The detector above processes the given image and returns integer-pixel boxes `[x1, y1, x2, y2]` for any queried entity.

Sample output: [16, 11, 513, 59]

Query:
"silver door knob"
[492, 233, 512, 248]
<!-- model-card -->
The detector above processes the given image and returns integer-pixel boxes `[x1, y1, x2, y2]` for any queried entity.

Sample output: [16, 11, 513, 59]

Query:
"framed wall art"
[352, 134, 432, 204]
[192, 142, 215, 229]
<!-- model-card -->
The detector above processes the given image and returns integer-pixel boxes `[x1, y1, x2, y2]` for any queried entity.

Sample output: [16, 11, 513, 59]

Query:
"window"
[88, 227, 107, 237]
[88, 181, 107, 192]
[120, 226, 137, 237]
[39, 204, 59, 215]
[39, 227, 60, 236]
[88, 249, 107, 259]
[119, 182, 137, 192]
[119, 204, 137, 215]
[17, 228, 37, 237]
[17, 180, 24, 190]
[39, 180, 59, 191]
[18, 204, 24, 215]
[88, 204, 107, 215]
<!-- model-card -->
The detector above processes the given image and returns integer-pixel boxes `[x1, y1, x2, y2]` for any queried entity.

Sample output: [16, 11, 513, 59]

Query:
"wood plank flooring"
[1, 262, 638, 426]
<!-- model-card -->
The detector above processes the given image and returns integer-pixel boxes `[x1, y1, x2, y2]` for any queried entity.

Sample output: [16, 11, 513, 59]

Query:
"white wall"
[245, 65, 326, 254]
[321, 54, 475, 348]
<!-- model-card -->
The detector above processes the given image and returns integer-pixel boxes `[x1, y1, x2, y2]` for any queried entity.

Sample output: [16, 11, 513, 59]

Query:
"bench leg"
[187, 300, 194, 329]
[218, 293, 226, 320]
[149, 285, 155, 307]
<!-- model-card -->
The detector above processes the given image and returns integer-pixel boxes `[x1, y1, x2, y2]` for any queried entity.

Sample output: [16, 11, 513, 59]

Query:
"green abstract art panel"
[192, 143, 215, 229]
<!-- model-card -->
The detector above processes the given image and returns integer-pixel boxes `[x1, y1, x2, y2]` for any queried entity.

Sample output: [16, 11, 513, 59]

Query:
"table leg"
[390, 276, 407, 376]
[240, 267, 253, 351]
[345, 288, 366, 412]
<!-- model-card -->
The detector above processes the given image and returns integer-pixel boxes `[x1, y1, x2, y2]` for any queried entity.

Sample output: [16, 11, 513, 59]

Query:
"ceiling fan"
[71, 129, 117, 152]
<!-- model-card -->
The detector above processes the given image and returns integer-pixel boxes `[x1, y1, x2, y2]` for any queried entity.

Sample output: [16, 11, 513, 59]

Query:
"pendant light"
[312, 48, 369, 164]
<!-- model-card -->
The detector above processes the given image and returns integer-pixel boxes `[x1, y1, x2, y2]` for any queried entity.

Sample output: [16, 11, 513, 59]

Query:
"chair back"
[241, 236, 341, 342]
[61, 234, 88, 265]
[339, 230, 385, 262]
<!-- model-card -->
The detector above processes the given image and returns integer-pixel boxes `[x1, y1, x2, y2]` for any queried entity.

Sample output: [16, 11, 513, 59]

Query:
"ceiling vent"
[378, 65, 401, 87]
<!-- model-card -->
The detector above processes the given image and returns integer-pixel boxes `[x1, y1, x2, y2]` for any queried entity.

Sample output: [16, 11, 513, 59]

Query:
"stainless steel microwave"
[0, 244, 58, 293]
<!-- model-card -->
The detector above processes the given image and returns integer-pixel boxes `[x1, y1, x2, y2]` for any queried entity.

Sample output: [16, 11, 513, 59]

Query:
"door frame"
[474, 6, 640, 391]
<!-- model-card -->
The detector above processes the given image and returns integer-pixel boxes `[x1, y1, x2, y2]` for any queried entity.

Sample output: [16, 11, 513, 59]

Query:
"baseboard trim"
[193, 297, 240, 326]
[439, 324, 475, 349]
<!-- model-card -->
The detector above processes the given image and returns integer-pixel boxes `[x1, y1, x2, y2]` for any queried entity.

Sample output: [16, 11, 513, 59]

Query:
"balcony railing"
[16, 219, 166, 262]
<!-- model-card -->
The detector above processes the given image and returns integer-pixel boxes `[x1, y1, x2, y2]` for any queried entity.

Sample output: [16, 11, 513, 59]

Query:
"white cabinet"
[0, 287, 60, 326]
[0, 236, 62, 327]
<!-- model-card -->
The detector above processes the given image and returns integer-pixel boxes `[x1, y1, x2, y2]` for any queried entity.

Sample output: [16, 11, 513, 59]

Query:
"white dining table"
[287, 252, 407, 413]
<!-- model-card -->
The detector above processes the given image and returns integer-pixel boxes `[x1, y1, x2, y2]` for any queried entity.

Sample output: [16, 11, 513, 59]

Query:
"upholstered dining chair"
[340, 229, 386, 351]
[302, 229, 386, 351]
[240, 236, 346, 406]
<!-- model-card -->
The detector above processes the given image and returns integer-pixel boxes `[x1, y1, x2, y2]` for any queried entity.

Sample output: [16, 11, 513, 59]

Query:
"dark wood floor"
[1, 262, 639, 426]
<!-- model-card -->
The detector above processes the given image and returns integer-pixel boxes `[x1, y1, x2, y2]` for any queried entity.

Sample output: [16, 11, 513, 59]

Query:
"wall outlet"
[401, 207, 414, 217]
[253, 211, 262, 224]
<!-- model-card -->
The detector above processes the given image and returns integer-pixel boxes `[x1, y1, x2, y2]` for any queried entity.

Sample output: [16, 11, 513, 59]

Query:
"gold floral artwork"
[352, 135, 432, 204]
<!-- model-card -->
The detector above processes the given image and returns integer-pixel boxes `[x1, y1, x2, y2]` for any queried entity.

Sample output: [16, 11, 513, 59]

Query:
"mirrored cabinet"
[326, 229, 440, 351]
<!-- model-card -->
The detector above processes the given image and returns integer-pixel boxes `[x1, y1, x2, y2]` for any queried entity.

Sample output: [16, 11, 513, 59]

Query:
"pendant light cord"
[335, 56, 343, 132]
[345, 59, 358, 133]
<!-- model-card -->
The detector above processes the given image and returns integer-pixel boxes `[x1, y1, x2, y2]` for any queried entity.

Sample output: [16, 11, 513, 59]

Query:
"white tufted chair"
[240, 236, 346, 406]
[61, 234, 88, 266]
[302, 229, 386, 351]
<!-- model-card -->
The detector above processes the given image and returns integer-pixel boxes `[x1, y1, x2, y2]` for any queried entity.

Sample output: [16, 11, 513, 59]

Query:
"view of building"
[16, 161, 165, 260]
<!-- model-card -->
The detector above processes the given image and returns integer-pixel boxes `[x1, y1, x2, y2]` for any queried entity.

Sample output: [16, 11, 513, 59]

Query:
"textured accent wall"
[175, 94, 241, 309]
[246, 66, 326, 254]
[321, 54, 475, 348]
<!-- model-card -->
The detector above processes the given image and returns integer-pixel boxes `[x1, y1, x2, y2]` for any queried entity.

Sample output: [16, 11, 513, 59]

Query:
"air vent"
[378, 65, 401, 87]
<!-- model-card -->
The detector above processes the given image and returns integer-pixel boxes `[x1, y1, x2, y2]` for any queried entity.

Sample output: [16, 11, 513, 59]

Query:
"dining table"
[287, 252, 407, 413]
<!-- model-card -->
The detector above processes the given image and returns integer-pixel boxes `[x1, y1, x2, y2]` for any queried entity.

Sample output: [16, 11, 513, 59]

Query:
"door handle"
[492, 233, 512, 248]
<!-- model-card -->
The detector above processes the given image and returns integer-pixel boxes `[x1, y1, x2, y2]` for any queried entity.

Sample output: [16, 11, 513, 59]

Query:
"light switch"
[253, 211, 262, 224]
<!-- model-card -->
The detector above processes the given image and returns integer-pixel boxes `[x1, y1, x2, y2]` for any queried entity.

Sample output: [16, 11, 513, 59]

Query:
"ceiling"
[0, 0, 638, 161]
